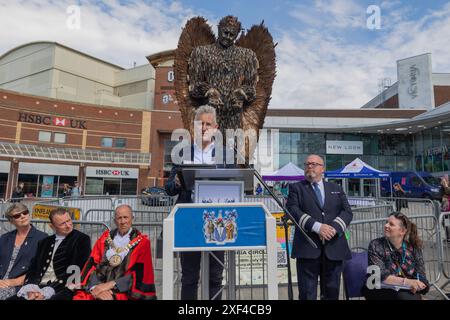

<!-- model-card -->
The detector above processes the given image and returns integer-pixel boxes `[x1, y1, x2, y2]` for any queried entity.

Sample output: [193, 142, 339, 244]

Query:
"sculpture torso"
[188, 42, 259, 131]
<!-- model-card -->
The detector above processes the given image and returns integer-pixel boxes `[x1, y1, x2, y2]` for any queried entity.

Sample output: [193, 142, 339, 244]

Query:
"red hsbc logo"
[95, 169, 130, 177]
[17, 113, 87, 129]
[53, 118, 67, 126]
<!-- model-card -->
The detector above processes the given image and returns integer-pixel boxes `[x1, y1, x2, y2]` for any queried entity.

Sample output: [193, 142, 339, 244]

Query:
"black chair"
[342, 251, 368, 299]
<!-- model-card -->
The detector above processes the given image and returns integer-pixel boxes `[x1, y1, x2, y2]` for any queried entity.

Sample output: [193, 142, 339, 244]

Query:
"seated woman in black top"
[363, 211, 429, 300]
[0, 203, 47, 300]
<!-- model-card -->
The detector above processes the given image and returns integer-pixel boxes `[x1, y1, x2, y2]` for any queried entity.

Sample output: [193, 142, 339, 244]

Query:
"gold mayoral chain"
[106, 233, 143, 267]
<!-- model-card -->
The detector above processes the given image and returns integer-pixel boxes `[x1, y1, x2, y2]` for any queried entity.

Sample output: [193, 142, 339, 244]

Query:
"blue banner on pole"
[174, 205, 267, 249]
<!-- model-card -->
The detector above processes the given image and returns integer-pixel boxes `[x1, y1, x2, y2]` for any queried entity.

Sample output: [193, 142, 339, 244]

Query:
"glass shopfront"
[17, 163, 78, 198]
[0, 160, 9, 199]
[277, 119, 450, 179]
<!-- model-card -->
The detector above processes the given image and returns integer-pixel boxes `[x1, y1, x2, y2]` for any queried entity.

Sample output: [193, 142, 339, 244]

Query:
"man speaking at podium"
[165, 105, 225, 300]
[287, 154, 353, 300]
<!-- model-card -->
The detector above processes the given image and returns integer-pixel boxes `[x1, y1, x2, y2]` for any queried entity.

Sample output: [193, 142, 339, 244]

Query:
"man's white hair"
[114, 204, 133, 216]
[194, 105, 217, 123]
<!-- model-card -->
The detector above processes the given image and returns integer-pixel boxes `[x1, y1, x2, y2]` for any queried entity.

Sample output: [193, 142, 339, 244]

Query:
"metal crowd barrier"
[233, 249, 270, 299]
[352, 204, 394, 220]
[347, 197, 388, 207]
[0, 202, 10, 217]
[113, 195, 175, 215]
[60, 196, 114, 215]
[378, 197, 439, 218]
[83, 208, 167, 225]
[244, 195, 284, 213]
[132, 222, 168, 299]
[348, 214, 448, 299]
[0, 218, 109, 247]
[33, 195, 176, 218]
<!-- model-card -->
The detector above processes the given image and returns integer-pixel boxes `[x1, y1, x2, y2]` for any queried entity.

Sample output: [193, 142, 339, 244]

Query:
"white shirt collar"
[311, 179, 324, 187]
[193, 142, 214, 153]
[55, 234, 66, 241]
[114, 228, 132, 240]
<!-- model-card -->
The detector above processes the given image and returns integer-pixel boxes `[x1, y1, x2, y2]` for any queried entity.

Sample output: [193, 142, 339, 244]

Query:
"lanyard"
[387, 238, 407, 276]
[395, 242, 407, 276]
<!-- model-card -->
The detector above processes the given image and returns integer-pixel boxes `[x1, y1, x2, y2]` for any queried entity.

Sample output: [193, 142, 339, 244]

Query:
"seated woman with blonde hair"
[363, 211, 429, 300]
[0, 203, 47, 300]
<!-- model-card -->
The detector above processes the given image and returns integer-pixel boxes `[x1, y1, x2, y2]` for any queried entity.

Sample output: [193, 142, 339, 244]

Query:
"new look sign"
[326, 140, 363, 155]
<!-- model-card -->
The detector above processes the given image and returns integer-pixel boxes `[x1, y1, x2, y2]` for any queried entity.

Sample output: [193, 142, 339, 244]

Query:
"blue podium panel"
[174, 205, 267, 250]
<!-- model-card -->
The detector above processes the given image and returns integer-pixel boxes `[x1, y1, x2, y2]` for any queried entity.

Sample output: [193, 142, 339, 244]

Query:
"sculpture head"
[217, 15, 241, 48]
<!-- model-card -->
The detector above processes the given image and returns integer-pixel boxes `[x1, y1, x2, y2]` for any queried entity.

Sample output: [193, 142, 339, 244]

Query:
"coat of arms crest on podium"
[203, 209, 238, 244]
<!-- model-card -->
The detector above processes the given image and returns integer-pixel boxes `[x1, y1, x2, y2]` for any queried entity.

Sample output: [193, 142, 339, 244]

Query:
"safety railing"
[352, 204, 394, 220]
[378, 197, 439, 218]
[59, 196, 114, 215]
[347, 197, 389, 207]
[113, 195, 175, 215]
[243, 195, 284, 213]
[0, 218, 110, 245]
[131, 222, 168, 299]
[83, 209, 167, 224]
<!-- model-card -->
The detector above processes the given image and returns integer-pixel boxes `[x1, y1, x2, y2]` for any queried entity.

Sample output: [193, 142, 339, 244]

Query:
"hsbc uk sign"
[18, 112, 87, 129]
[86, 167, 138, 179]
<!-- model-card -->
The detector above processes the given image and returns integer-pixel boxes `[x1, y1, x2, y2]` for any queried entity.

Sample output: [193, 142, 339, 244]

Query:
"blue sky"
[1, 0, 450, 109]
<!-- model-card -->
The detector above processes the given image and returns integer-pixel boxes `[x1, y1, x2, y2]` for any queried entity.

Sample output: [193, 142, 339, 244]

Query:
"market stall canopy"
[262, 162, 305, 181]
[325, 158, 390, 178]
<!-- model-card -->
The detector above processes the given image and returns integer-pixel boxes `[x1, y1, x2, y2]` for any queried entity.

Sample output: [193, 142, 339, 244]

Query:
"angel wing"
[174, 17, 216, 134]
[236, 22, 276, 136]
[236, 22, 276, 161]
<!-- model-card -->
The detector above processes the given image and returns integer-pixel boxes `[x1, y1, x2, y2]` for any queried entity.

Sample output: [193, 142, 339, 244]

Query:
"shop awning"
[325, 157, 389, 178]
[262, 162, 305, 181]
[0, 142, 151, 166]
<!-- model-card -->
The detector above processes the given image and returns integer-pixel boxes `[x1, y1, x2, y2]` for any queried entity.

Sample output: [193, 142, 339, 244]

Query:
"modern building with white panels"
[0, 41, 155, 110]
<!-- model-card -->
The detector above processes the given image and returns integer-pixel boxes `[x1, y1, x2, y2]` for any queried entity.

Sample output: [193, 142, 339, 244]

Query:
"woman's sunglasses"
[11, 210, 29, 220]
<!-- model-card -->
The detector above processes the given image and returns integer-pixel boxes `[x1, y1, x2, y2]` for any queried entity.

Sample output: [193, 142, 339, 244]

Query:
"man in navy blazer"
[287, 154, 353, 300]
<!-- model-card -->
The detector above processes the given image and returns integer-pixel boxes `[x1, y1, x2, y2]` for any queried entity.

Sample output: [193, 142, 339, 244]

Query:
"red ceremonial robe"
[73, 228, 156, 300]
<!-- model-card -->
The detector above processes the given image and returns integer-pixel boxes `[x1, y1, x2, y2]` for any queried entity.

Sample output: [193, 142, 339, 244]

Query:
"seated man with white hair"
[73, 204, 156, 300]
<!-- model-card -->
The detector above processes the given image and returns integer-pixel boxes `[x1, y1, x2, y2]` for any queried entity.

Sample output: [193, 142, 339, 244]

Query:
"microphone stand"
[231, 144, 318, 300]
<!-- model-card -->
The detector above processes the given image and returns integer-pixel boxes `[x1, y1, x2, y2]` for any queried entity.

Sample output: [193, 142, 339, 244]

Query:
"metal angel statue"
[174, 15, 276, 143]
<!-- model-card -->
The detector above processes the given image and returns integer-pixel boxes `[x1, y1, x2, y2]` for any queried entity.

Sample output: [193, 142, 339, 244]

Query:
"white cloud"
[1, 0, 450, 110]
[290, 0, 366, 29]
[0, 0, 195, 68]
[271, 1, 450, 109]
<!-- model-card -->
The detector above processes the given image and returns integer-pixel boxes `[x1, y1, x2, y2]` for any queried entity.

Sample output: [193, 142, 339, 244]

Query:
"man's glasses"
[11, 210, 29, 220]
[304, 162, 324, 168]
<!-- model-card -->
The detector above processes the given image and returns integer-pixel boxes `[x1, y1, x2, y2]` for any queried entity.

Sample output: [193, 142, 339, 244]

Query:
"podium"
[162, 167, 278, 300]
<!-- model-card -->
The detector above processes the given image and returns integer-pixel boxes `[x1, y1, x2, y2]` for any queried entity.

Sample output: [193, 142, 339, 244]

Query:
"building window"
[101, 137, 113, 148]
[163, 140, 179, 172]
[38, 131, 51, 142]
[54, 132, 67, 144]
[115, 138, 126, 148]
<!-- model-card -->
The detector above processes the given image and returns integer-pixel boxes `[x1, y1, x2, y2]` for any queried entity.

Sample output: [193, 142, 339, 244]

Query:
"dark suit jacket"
[286, 180, 353, 261]
[24, 229, 91, 295]
[0, 226, 48, 280]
